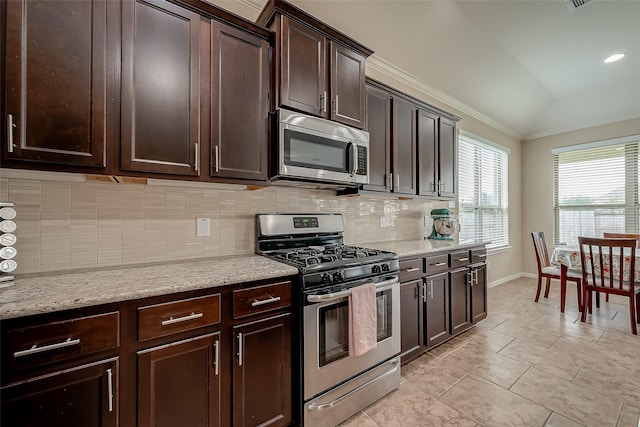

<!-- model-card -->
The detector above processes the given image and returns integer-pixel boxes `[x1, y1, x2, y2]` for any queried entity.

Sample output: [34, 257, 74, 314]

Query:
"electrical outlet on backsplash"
[4, 176, 450, 274]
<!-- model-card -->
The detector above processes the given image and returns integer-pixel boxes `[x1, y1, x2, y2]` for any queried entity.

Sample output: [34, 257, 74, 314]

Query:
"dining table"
[551, 244, 640, 310]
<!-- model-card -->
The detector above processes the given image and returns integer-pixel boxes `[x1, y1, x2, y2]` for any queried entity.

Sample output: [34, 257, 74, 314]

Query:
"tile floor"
[340, 276, 640, 427]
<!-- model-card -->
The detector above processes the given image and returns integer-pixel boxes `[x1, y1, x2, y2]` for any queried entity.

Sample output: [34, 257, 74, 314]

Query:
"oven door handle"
[307, 358, 400, 411]
[306, 278, 398, 303]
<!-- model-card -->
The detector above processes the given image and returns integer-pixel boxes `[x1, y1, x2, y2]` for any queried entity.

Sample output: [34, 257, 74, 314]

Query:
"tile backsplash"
[2, 177, 448, 274]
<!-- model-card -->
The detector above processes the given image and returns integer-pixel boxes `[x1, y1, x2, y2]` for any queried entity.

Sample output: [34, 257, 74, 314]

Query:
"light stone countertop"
[365, 239, 487, 258]
[0, 256, 298, 320]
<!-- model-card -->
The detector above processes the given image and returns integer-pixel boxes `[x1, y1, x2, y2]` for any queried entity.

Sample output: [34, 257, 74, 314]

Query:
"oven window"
[318, 289, 393, 367]
[284, 129, 348, 173]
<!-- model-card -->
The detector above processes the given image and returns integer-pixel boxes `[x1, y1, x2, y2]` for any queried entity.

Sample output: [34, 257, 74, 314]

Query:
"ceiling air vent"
[565, 0, 592, 11]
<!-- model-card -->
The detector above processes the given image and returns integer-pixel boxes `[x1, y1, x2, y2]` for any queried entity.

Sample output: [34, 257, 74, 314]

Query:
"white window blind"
[553, 139, 640, 246]
[458, 134, 509, 249]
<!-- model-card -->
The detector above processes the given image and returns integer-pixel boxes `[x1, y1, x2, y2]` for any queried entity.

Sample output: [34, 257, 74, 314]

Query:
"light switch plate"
[196, 217, 210, 237]
[448, 200, 456, 208]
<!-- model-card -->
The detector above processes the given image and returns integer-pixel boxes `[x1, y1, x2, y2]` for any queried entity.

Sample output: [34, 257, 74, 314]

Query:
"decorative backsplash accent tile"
[6, 178, 448, 274]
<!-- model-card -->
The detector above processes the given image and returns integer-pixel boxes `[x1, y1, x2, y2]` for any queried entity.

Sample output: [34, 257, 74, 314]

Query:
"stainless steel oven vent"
[565, 0, 592, 10]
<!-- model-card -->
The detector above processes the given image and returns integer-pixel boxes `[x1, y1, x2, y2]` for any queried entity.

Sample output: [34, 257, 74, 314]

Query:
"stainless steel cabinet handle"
[430, 281, 434, 300]
[14, 337, 80, 358]
[307, 278, 398, 303]
[308, 358, 399, 411]
[214, 339, 219, 376]
[477, 254, 487, 258]
[214, 146, 220, 173]
[434, 262, 447, 267]
[467, 272, 472, 286]
[385, 174, 391, 189]
[237, 333, 243, 366]
[405, 267, 420, 273]
[194, 142, 199, 172]
[107, 368, 114, 412]
[321, 91, 327, 112]
[334, 95, 339, 113]
[473, 269, 479, 286]
[7, 114, 16, 153]
[457, 257, 469, 262]
[251, 295, 281, 307]
[421, 282, 427, 302]
[440, 182, 445, 193]
[389, 173, 394, 191]
[161, 312, 203, 326]
[394, 174, 400, 190]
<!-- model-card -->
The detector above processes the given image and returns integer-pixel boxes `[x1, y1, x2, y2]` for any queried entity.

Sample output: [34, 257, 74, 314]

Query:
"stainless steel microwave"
[272, 108, 369, 187]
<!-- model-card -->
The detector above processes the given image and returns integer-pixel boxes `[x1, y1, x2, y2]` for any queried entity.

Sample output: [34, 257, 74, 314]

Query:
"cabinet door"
[449, 267, 472, 335]
[233, 313, 292, 427]
[211, 21, 269, 180]
[138, 333, 221, 427]
[363, 85, 391, 192]
[330, 42, 366, 128]
[471, 264, 488, 323]
[280, 16, 327, 118]
[3, 0, 107, 167]
[400, 279, 423, 362]
[438, 117, 457, 199]
[424, 273, 451, 348]
[417, 110, 439, 197]
[392, 98, 417, 195]
[1, 359, 117, 427]
[120, 0, 200, 176]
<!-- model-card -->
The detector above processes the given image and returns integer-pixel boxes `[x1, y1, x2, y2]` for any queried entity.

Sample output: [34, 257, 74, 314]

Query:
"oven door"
[277, 109, 369, 185]
[303, 276, 400, 400]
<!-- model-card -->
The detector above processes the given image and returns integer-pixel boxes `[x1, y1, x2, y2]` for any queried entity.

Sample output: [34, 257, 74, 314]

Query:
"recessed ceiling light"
[604, 53, 626, 63]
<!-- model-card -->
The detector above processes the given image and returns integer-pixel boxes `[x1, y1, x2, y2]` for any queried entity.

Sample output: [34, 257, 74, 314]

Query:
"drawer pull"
[161, 312, 203, 326]
[477, 254, 487, 258]
[251, 296, 281, 307]
[14, 337, 80, 358]
[457, 257, 469, 262]
[433, 262, 447, 267]
[213, 339, 220, 376]
[405, 267, 420, 273]
[107, 368, 114, 412]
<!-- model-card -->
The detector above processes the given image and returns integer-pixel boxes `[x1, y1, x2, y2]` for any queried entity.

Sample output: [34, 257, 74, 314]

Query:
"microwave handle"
[349, 142, 358, 176]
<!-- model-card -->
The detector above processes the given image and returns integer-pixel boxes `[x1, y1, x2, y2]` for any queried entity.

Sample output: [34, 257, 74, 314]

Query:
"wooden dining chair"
[531, 232, 582, 313]
[601, 233, 640, 303]
[578, 236, 640, 335]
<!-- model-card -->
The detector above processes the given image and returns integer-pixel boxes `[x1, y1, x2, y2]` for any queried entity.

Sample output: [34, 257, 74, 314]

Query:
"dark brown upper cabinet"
[257, 0, 372, 129]
[418, 111, 457, 199]
[120, 0, 201, 176]
[392, 98, 417, 195]
[210, 21, 269, 181]
[363, 85, 391, 192]
[3, 0, 110, 167]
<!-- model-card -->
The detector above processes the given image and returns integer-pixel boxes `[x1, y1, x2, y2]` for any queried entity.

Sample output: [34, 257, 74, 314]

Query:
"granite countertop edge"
[0, 255, 298, 321]
[365, 239, 489, 258]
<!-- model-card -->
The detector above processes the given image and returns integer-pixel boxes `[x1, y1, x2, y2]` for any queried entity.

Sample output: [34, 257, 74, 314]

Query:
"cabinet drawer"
[449, 250, 471, 269]
[233, 282, 291, 319]
[399, 258, 423, 282]
[6, 312, 119, 372]
[138, 294, 221, 342]
[424, 254, 449, 275]
[471, 247, 488, 264]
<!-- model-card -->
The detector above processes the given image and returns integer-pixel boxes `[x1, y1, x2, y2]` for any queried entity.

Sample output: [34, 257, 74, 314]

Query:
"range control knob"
[321, 272, 332, 284]
[381, 263, 390, 272]
[372, 265, 381, 274]
[333, 271, 344, 282]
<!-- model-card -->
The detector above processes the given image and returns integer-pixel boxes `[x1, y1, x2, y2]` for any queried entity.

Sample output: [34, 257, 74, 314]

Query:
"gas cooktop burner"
[271, 244, 385, 268]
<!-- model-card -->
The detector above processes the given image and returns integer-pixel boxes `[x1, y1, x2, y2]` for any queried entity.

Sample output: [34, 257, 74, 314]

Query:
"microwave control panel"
[356, 146, 368, 176]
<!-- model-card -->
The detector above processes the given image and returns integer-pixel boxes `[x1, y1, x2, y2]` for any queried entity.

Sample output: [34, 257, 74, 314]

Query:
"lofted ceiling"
[213, 0, 640, 140]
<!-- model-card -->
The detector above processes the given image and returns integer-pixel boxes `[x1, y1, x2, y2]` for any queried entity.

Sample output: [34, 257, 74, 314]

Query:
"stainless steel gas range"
[256, 213, 401, 427]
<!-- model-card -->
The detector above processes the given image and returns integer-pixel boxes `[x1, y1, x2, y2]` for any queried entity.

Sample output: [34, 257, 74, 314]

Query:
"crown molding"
[366, 55, 522, 140]
[235, 0, 262, 13]
[523, 113, 640, 141]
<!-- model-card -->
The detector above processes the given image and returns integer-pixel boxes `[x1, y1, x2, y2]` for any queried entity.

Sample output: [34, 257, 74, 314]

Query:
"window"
[458, 133, 509, 250]
[553, 136, 640, 246]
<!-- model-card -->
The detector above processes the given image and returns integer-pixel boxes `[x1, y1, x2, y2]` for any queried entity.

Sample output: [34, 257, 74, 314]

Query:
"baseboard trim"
[489, 272, 534, 288]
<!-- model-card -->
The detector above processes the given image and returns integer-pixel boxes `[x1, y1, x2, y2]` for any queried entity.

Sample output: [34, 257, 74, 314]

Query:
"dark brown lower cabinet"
[1, 358, 118, 427]
[424, 273, 451, 349]
[137, 333, 221, 427]
[400, 279, 424, 361]
[449, 267, 472, 335]
[471, 263, 488, 323]
[233, 313, 292, 427]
